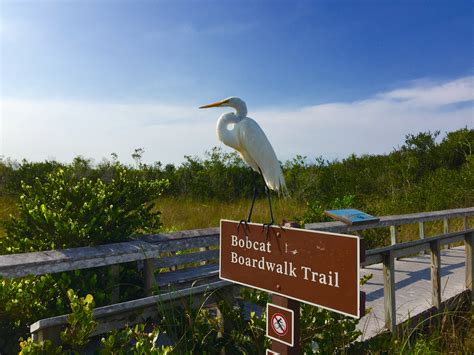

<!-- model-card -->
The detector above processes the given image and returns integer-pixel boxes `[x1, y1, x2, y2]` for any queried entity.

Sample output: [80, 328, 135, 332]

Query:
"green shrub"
[297, 194, 356, 225]
[19, 338, 63, 355]
[0, 165, 168, 353]
[60, 289, 97, 350]
[1, 166, 168, 253]
[1, 129, 472, 209]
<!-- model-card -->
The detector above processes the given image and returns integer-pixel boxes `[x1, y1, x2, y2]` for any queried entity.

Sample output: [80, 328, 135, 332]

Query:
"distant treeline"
[1, 128, 473, 215]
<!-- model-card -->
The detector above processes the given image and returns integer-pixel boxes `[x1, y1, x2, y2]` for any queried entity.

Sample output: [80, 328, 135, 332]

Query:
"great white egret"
[199, 97, 287, 228]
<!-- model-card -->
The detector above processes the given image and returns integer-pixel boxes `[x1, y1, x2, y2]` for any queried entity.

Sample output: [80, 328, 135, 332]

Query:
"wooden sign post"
[220, 220, 365, 353]
[268, 295, 300, 354]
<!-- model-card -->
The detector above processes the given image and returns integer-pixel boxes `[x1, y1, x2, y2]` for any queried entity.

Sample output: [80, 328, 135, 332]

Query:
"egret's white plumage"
[200, 97, 287, 195]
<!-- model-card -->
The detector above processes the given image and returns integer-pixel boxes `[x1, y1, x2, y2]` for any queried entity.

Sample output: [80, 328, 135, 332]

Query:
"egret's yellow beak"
[199, 99, 229, 109]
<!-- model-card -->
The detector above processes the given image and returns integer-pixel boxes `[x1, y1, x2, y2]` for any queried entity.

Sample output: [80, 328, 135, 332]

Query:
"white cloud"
[378, 77, 474, 107]
[254, 76, 474, 160]
[0, 99, 214, 164]
[1, 76, 473, 165]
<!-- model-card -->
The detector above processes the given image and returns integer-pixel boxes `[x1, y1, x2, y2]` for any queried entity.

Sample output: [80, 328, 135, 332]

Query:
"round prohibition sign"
[271, 313, 288, 336]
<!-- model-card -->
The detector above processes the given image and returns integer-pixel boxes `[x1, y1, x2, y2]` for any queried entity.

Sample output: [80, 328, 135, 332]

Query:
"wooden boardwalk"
[0, 208, 471, 344]
[358, 245, 466, 340]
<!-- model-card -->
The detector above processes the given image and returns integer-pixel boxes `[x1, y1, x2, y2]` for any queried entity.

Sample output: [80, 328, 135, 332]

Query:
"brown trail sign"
[220, 220, 364, 318]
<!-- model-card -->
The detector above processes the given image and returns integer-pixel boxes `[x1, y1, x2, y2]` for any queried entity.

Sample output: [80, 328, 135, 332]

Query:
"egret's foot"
[262, 221, 275, 240]
[237, 219, 249, 234]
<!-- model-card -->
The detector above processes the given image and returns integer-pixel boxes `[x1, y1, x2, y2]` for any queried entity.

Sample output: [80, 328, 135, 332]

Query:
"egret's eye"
[227, 123, 235, 130]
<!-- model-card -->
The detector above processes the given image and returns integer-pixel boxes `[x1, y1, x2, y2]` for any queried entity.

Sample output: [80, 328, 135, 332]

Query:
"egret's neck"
[230, 100, 247, 117]
[216, 113, 242, 150]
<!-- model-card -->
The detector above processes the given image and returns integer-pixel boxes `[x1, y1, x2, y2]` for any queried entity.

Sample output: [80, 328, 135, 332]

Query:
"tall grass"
[359, 294, 474, 354]
[158, 196, 307, 230]
[0, 195, 16, 221]
[2, 193, 472, 245]
[0, 195, 17, 236]
[393, 216, 474, 244]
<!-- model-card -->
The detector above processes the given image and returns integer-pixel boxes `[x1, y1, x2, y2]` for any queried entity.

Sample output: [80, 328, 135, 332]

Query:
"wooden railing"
[306, 207, 473, 242]
[0, 228, 225, 341]
[307, 207, 474, 332]
[0, 227, 220, 284]
[0, 207, 472, 340]
[364, 229, 473, 332]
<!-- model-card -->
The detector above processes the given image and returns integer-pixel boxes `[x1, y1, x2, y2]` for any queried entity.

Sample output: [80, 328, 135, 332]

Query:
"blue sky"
[1, 0, 473, 164]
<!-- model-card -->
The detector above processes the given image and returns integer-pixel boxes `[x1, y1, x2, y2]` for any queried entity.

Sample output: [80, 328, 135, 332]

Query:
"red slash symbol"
[271, 313, 288, 336]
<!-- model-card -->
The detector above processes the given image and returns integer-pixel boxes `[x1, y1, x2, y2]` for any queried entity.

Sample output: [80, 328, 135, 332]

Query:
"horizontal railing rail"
[30, 280, 232, 343]
[0, 228, 219, 279]
[305, 207, 474, 233]
[363, 229, 471, 266]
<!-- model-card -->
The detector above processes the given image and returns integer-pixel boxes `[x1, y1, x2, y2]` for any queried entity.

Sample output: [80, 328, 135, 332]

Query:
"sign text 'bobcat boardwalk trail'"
[219, 220, 364, 318]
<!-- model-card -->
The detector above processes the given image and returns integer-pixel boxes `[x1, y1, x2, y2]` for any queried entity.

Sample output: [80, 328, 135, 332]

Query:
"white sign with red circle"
[266, 303, 294, 347]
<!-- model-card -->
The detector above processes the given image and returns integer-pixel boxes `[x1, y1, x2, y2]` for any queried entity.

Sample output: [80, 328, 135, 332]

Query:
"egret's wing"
[238, 117, 287, 194]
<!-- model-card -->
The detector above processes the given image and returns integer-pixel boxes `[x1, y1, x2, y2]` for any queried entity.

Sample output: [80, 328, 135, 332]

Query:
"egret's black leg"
[262, 184, 275, 234]
[258, 168, 275, 239]
[238, 170, 258, 234]
[247, 177, 258, 222]
[266, 185, 275, 225]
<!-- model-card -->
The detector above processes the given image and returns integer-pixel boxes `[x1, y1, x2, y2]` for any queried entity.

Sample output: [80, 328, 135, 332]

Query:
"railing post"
[110, 264, 120, 303]
[169, 251, 177, 271]
[218, 285, 239, 336]
[443, 218, 450, 249]
[383, 250, 396, 333]
[463, 217, 472, 302]
[200, 247, 211, 265]
[144, 258, 156, 296]
[465, 231, 473, 300]
[430, 240, 441, 309]
[390, 225, 397, 245]
[418, 222, 425, 255]
[443, 218, 449, 234]
[32, 325, 62, 345]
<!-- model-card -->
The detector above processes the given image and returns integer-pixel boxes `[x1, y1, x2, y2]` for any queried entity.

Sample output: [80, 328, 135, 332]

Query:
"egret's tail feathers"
[261, 165, 288, 197]
[265, 178, 288, 197]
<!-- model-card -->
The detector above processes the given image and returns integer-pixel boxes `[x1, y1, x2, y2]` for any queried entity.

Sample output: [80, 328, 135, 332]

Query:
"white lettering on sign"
[231, 234, 272, 253]
[231, 252, 298, 278]
[301, 266, 339, 288]
[229, 233, 340, 289]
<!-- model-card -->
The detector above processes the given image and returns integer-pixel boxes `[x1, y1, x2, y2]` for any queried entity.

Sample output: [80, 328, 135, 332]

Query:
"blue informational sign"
[324, 209, 379, 225]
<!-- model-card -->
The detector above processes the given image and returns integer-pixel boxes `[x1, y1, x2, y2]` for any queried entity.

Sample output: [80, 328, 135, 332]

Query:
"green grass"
[360, 297, 474, 354]
[0, 195, 17, 236]
[394, 216, 474, 243]
[2, 193, 472, 243]
[157, 197, 474, 248]
[158, 196, 307, 230]
[0, 195, 16, 220]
